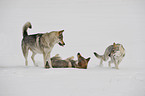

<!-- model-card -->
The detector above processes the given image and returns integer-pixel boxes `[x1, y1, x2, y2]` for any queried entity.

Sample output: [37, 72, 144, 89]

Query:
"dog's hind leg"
[43, 52, 46, 67]
[22, 44, 29, 66]
[31, 52, 37, 66]
[99, 59, 103, 67]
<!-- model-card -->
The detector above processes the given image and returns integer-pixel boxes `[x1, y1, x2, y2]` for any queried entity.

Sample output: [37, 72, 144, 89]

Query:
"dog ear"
[113, 42, 117, 48]
[58, 30, 64, 35]
[86, 57, 91, 63]
[77, 53, 81, 57]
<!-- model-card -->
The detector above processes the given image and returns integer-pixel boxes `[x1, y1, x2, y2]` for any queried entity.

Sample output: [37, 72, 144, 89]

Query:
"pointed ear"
[59, 30, 64, 35]
[113, 42, 117, 48]
[86, 57, 91, 63]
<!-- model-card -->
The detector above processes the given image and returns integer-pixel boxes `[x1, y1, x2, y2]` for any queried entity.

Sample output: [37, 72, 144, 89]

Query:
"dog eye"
[59, 35, 63, 39]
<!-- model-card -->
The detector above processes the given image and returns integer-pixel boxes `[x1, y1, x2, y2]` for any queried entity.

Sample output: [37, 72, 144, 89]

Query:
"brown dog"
[45, 53, 90, 69]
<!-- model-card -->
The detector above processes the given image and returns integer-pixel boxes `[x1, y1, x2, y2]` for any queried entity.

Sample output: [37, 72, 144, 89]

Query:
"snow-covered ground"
[0, 0, 145, 96]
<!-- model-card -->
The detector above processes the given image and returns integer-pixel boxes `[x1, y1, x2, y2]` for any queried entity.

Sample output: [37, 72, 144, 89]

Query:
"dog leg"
[43, 52, 52, 68]
[115, 64, 119, 69]
[43, 52, 46, 67]
[25, 58, 28, 66]
[117, 57, 123, 65]
[45, 61, 50, 68]
[108, 57, 113, 67]
[24, 51, 28, 66]
[108, 61, 112, 67]
[22, 44, 29, 66]
[115, 59, 122, 69]
[46, 53, 52, 68]
[31, 52, 37, 66]
[113, 58, 119, 69]
[99, 59, 103, 67]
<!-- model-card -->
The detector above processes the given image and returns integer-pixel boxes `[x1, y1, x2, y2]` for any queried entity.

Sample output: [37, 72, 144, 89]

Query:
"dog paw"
[45, 61, 50, 69]
[34, 63, 39, 67]
[112, 67, 119, 70]
[45, 65, 50, 69]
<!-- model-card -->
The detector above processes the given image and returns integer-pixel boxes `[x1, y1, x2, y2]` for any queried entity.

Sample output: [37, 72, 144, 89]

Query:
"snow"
[0, 0, 145, 96]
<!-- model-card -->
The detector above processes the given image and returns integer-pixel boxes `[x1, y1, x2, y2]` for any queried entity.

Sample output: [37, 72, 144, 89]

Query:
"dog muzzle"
[58, 41, 65, 46]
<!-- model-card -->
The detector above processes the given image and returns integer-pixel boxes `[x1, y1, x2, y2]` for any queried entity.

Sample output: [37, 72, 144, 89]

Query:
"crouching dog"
[21, 22, 65, 68]
[45, 53, 91, 69]
[94, 43, 125, 69]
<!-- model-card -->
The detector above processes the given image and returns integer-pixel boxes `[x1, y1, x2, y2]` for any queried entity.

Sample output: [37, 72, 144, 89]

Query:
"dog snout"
[58, 41, 65, 46]
[61, 40, 65, 46]
[62, 41, 65, 46]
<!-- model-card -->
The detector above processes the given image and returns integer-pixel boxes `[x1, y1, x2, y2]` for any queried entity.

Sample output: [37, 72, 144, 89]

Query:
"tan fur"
[49, 53, 90, 69]
[21, 22, 65, 68]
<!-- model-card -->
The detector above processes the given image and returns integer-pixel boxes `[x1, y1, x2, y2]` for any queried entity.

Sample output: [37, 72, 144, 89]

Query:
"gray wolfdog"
[45, 53, 91, 69]
[21, 22, 65, 68]
[94, 43, 125, 69]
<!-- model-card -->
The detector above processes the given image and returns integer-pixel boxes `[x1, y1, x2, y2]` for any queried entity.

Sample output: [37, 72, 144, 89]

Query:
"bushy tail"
[94, 52, 103, 59]
[23, 22, 32, 37]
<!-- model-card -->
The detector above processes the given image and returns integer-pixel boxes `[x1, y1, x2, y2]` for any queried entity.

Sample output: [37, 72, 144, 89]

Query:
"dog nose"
[58, 41, 65, 46]
[77, 53, 80, 55]
[29, 25, 32, 29]
[63, 42, 65, 45]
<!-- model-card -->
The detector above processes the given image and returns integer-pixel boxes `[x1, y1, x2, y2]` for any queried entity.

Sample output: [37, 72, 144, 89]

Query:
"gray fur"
[21, 22, 65, 68]
[94, 43, 125, 69]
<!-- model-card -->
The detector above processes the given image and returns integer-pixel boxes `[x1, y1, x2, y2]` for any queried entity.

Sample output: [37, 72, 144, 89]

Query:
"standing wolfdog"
[94, 43, 125, 69]
[21, 22, 65, 68]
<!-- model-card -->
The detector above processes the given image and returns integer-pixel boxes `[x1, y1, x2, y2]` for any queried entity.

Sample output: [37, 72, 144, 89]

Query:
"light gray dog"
[94, 43, 125, 69]
[21, 22, 65, 68]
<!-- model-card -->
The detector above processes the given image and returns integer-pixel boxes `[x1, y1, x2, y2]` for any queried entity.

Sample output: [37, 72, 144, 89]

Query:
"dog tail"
[94, 52, 103, 59]
[23, 22, 32, 37]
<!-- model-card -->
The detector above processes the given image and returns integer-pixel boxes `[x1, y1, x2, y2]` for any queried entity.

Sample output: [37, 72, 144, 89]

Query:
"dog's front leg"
[108, 61, 112, 67]
[108, 57, 113, 67]
[113, 57, 119, 69]
[46, 53, 52, 68]
[43, 52, 52, 68]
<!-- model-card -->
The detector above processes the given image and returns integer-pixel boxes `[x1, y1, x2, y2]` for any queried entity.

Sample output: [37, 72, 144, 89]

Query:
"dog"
[45, 53, 91, 69]
[94, 43, 125, 69]
[21, 22, 65, 68]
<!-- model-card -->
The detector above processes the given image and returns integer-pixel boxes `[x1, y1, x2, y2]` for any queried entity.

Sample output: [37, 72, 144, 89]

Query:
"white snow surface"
[0, 0, 145, 96]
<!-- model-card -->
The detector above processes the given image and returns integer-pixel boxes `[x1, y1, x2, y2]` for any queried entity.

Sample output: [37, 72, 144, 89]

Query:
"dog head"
[77, 53, 90, 69]
[112, 43, 120, 53]
[57, 30, 65, 46]
[112, 43, 125, 57]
